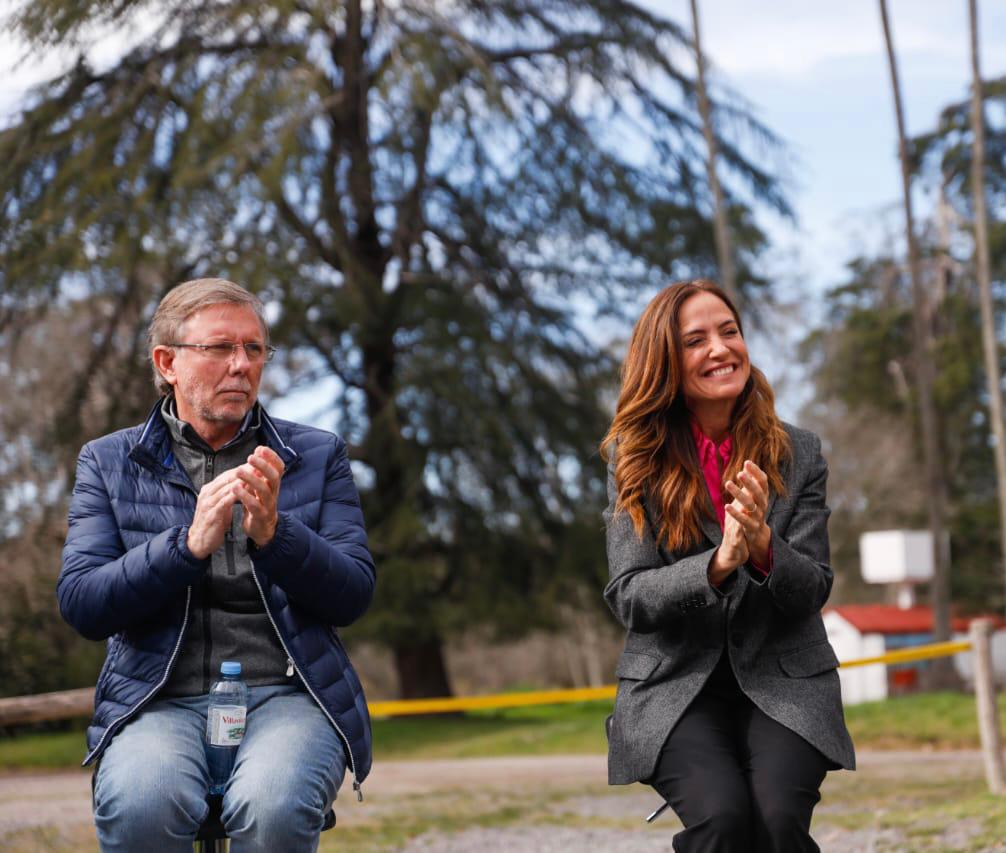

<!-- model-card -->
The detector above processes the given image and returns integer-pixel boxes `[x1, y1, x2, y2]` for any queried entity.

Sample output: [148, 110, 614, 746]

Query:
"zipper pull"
[224, 530, 237, 576]
[353, 780, 363, 802]
[285, 658, 295, 677]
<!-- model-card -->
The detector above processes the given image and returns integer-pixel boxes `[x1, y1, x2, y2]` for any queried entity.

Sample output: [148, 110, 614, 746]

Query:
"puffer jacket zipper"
[248, 565, 363, 800]
[224, 530, 237, 576]
[83, 586, 193, 766]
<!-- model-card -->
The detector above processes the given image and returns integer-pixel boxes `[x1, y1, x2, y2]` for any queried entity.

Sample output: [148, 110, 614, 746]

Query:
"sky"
[2, 0, 1005, 421]
[646, 0, 1006, 416]
[650, 0, 1006, 296]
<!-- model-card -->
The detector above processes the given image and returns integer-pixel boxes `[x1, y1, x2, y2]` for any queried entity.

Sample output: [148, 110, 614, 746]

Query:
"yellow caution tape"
[368, 640, 973, 717]
[369, 685, 616, 717]
[837, 639, 972, 669]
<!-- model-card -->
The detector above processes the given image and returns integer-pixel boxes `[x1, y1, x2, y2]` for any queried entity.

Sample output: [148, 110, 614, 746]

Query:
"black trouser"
[648, 655, 833, 853]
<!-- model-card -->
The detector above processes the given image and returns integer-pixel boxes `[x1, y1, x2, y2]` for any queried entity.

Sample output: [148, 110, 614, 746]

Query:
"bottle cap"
[220, 661, 242, 677]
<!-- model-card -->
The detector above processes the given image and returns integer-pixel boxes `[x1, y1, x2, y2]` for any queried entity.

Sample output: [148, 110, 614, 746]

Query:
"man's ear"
[151, 346, 178, 388]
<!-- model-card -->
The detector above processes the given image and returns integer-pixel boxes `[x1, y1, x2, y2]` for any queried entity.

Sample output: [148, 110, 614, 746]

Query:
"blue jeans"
[92, 684, 347, 852]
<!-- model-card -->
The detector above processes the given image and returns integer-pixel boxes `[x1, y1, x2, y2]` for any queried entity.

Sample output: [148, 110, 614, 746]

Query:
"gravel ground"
[406, 827, 676, 852]
[3, 751, 1005, 851]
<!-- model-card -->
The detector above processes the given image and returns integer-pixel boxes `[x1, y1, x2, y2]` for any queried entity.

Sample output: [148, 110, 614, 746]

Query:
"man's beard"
[191, 382, 253, 424]
[198, 403, 247, 423]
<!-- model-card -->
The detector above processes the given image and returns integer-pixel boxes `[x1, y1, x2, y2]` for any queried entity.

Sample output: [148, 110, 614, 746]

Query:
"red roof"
[826, 604, 1005, 635]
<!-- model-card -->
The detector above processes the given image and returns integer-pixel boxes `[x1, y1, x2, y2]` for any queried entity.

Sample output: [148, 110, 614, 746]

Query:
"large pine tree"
[1, 0, 788, 696]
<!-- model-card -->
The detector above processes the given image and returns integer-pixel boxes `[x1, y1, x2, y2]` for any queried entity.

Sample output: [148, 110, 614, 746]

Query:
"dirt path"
[1, 751, 1000, 851]
[0, 755, 608, 834]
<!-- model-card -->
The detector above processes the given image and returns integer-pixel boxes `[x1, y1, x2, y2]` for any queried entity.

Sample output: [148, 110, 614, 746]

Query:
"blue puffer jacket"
[58, 400, 376, 791]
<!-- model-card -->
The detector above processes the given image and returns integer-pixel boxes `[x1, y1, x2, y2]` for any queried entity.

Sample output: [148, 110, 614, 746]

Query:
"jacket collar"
[128, 398, 301, 475]
[161, 396, 260, 454]
[699, 505, 724, 548]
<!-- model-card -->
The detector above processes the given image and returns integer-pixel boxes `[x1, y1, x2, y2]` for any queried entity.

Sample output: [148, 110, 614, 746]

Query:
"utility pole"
[878, 0, 953, 666]
[690, 0, 737, 303]
[967, 0, 1006, 614]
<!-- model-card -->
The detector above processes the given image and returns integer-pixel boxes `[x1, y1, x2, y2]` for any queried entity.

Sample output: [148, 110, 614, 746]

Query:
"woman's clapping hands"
[709, 460, 772, 584]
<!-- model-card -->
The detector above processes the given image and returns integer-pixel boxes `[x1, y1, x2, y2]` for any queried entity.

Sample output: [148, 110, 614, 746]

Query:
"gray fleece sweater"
[159, 398, 293, 697]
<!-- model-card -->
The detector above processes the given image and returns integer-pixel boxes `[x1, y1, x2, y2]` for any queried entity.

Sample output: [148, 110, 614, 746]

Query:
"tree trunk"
[690, 0, 737, 303]
[968, 0, 1006, 616]
[392, 636, 454, 699]
[328, 1, 457, 698]
[878, 0, 954, 677]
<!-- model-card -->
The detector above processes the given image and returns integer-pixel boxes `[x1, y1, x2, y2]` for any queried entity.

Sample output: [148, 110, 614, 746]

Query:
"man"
[58, 278, 375, 852]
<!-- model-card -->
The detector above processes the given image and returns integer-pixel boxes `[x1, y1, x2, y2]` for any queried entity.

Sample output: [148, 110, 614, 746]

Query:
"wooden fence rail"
[0, 688, 94, 727]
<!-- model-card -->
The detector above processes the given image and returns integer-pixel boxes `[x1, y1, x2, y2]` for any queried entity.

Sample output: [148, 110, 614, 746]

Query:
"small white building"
[824, 605, 1006, 705]
[823, 606, 888, 705]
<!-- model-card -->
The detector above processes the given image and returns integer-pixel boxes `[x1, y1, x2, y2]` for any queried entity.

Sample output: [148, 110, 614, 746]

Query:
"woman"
[600, 280, 854, 852]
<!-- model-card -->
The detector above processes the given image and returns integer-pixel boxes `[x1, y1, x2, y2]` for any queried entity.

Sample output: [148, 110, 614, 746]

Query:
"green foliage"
[0, 561, 104, 699]
[800, 77, 1006, 613]
[801, 262, 914, 417]
[803, 257, 1003, 609]
[0, 0, 789, 693]
[914, 75, 1006, 235]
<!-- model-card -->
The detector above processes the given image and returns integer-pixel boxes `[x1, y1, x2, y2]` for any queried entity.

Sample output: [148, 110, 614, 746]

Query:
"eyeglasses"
[169, 342, 277, 362]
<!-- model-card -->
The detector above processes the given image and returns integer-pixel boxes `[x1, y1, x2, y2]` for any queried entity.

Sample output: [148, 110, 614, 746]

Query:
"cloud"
[0, 9, 165, 117]
[643, 0, 1000, 78]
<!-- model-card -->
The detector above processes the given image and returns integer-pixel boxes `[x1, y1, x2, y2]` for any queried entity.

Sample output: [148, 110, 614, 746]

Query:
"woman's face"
[677, 291, 751, 411]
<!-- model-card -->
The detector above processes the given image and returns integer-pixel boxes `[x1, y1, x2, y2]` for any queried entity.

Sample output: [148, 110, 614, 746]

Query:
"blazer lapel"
[699, 505, 723, 547]
[764, 488, 779, 522]
[647, 490, 724, 550]
[641, 494, 670, 563]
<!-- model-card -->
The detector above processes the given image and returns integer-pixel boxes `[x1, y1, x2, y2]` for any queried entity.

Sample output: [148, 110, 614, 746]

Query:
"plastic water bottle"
[205, 661, 248, 795]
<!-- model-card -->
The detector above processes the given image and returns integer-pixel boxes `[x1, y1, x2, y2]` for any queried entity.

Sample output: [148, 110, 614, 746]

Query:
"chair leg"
[646, 801, 671, 823]
[193, 838, 229, 852]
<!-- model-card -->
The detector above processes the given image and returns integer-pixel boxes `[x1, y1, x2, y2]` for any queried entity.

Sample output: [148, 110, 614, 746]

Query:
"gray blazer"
[603, 423, 855, 785]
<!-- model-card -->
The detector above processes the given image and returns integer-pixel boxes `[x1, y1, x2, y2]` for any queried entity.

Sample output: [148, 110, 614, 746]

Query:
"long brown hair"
[600, 280, 791, 553]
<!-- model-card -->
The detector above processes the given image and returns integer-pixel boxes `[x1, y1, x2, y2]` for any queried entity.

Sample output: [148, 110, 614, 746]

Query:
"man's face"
[160, 303, 267, 433]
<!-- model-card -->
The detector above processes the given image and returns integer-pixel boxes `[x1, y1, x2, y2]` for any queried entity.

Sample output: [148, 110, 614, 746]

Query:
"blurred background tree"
[0, 0, 790, 697]
[799, 74, 1006, 614]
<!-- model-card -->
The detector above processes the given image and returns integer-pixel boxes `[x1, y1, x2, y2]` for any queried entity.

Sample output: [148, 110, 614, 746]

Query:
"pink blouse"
[690, 421, 771, 577]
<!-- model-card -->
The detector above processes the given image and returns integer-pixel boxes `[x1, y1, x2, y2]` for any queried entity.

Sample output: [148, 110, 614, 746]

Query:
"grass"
[0, 725, 90, 771]
[2, 690, 1006, 770]
[844, 690, 1006, 750]
[815, 764, 1006, 851]
[370, 701, 608, 760]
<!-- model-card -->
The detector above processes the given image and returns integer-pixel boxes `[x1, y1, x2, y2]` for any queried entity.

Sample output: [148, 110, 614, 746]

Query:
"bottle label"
[207, 705, 246, 746]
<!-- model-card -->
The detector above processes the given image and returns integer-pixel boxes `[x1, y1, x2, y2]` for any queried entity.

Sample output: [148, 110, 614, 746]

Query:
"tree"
[1, 0, 788, 697]
[689, 0, 736, 303]
[799, 59, 1006, 619]
[913, 70, 1006, 612]
[800, 243, 1000, 613]
[878, 0, 953, 660]
[0, 294, 156, 699]
[967, 0, 1006, 613]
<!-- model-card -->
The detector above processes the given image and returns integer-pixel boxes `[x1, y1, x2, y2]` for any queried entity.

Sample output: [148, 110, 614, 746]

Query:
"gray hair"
[149, 278, 269, 396]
